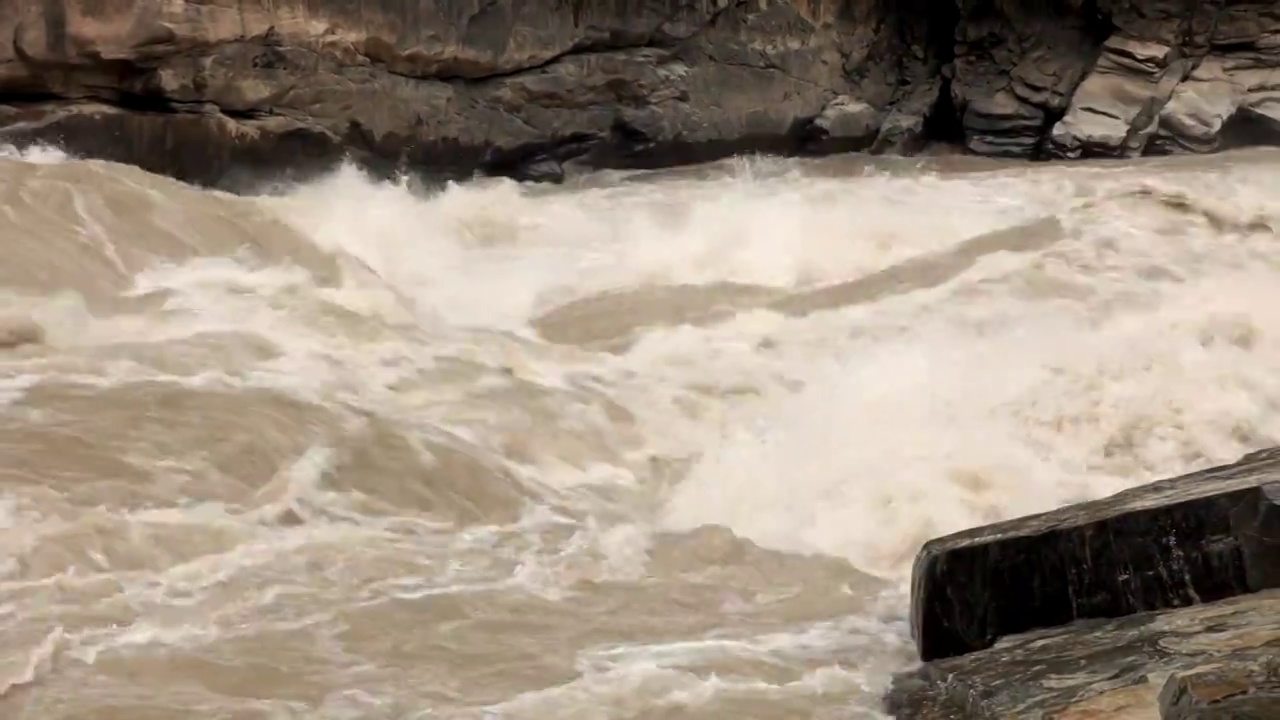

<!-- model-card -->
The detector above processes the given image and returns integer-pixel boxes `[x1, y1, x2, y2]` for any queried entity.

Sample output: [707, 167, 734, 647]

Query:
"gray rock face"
[910, 447, 1280, 663]
[884, 589, 1280, 719]
[0, 0, 1278, 187]
[0, 0, 905, 187]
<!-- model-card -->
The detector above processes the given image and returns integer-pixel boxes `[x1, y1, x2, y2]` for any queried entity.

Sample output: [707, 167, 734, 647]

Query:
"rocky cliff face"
[0, 0, 1277, 188]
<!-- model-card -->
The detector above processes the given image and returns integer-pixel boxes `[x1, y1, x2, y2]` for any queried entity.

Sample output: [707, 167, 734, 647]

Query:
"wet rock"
[884, 589, 1280, 719]
[1, 1, 1280, 185]
[511, 158, 566, 185]
[885, 446, 1280, 717]
[911, 447, 1280, 662]
[1159, 657, 1280, 719]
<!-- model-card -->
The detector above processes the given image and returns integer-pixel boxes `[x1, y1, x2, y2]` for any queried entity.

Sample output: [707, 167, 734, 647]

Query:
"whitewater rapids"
[3, 144, 1280, 719]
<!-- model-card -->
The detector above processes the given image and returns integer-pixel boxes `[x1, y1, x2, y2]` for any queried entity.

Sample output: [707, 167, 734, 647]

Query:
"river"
[3, 145, 1280, 718]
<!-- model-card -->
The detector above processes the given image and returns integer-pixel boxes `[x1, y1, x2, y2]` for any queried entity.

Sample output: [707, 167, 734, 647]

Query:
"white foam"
[0, 143, 70, 165]
[267, 163, 1066, 332]
[246, 158, 1280, 584]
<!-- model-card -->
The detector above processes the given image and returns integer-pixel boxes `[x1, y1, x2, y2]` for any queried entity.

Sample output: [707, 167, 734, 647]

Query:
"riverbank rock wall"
[0, 1, 1277, 187]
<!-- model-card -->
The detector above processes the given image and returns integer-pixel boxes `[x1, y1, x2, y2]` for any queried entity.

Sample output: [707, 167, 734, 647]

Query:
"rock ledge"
[886, 447, 1280, 719]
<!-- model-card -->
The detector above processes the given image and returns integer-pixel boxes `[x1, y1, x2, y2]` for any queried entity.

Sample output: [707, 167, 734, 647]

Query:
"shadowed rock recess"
[0, 0, 1278, 188]
[884, 447, 1280, 719]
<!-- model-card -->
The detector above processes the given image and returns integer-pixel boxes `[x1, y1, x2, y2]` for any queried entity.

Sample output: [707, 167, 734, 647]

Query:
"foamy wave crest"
[0, 142, 70, 164]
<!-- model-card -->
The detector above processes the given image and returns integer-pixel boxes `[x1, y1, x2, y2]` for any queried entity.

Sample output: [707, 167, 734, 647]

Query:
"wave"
[3, 145, 1280, 716]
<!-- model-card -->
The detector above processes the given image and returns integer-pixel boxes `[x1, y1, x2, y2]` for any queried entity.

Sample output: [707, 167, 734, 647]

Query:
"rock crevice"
[0, 0, 1277, 188]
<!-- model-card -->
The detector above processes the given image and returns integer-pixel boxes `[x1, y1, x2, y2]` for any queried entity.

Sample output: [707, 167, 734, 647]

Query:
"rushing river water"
[3, 144, 1280, 719]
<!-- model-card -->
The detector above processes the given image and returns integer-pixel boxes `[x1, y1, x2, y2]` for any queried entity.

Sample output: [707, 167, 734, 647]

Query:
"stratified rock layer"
[884, 589, 1280, 719]
[0, 1, 1279, 186]
[910, 447, 1280, 663]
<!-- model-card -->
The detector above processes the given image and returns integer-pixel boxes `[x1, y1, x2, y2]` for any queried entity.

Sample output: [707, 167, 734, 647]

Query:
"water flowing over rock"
[1, 0, 1278, 187]
[885, 447, 1280, 718]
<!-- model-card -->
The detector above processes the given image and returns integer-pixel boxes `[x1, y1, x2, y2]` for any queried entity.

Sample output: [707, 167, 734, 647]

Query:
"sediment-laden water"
[3, 145, 1280, 719]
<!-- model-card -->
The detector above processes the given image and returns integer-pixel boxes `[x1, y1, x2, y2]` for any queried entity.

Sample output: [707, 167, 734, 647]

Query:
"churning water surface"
[3, 145, 1280, 719]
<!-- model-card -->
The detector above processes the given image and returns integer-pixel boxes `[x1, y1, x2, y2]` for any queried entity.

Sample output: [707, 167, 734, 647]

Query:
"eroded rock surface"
[884, 589, 1280, 719]
[1159, 657, 1280, 719]
[0, 0, 925, 186]
[0, 1, 1278, 186]
[910, 447, 1280, 662]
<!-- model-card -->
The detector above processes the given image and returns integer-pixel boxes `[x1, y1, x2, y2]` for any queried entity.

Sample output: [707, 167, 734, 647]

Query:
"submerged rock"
[0, 1, 1278, 187]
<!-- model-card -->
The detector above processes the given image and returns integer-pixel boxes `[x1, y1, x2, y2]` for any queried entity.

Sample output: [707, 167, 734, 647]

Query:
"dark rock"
[951, 0, 1106, 157]
[509, 158, 566, 185]
[0, 0, 877, 188]
[911, 447, 1280, 662]
[884, 589, 1280, 719]
[1159, 658, 1280, 719]
[1, 0, 1279, 187]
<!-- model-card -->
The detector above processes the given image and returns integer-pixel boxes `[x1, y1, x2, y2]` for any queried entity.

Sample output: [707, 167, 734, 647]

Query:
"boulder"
[884, 589, 1280, 719]
[910, 447, 1280, 662]
[800, 95, 882, 154]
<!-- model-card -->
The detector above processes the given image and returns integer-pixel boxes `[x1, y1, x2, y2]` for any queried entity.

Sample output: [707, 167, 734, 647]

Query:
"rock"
[1, 1, 1280, 186]
[1151, 12, 1280, 155]
[508, 158, 566, 185]
[951, 2, 1102, 157]
[1159, 658, 1280, 719]
[886, 446, 1280, 718]
[884, 588, 1280, 719]
[0, 0, 881, 188]
[910, 447, 1280, 662]
[800, 95, 882, 154]
[1153, 58, 1244, 154]
[1048, 36, 1186, 158]
[962, 88, 1045, 157]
